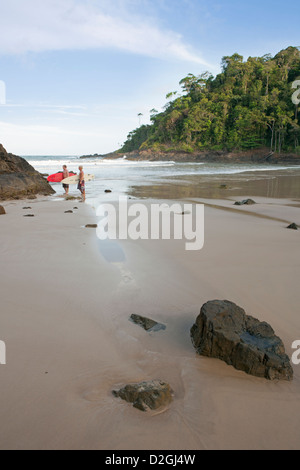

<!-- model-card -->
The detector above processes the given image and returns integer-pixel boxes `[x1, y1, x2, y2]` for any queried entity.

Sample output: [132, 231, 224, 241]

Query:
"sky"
[0, 0, 299, 155]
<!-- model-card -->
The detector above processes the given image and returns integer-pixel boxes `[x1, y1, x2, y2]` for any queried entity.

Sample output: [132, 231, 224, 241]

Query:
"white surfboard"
[61, 174, 95, 185]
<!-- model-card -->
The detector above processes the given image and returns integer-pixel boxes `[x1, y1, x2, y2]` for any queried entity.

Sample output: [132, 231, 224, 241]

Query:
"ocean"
[24, 155, 300, 204]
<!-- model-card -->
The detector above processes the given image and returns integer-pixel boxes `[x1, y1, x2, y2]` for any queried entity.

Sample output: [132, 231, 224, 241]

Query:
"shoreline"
[80, 148, 300, 165]
[0, 178, 299, 450]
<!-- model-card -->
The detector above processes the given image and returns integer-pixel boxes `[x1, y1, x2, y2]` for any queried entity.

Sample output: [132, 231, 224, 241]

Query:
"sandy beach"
[0, 177, 300, 450]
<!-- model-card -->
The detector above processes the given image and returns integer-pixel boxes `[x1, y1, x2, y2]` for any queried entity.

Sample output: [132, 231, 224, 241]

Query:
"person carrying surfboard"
[62, 165, 69, 195]
[78, 166, 85, 202]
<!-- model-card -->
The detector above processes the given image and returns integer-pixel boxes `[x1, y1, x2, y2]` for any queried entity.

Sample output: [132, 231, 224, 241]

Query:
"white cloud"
[0, 0, 208, 65]
[0, 119, 116, 154]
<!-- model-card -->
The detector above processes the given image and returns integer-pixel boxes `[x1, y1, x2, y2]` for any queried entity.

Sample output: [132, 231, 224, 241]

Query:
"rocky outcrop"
[191, 300, 293, 381]
[0, 144, 55, 200]
[287, 223, 298, 230]
[130, 314, 166, 332]
[81, 147, 300, 164]
[112, 380, 173, 412]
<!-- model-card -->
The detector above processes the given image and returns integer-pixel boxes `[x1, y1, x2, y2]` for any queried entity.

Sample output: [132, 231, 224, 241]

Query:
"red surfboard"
[47, 172, 77, 183]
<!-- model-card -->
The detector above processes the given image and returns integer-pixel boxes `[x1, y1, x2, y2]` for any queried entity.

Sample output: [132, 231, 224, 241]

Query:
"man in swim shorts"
[62, 165, 69, 195]
[78, 166, 85, 202]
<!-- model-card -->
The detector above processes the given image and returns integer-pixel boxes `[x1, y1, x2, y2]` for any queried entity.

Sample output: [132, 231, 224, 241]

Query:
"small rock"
[112, 380, 173, 412]
[234, 199, 256, 206]
[22, 207, 32, 210]
[0, 205, 6, 215]
[130, 314, 166, 332]
[85, 224, 98, 228]
[286, 223, 298, 230]
[65, 196, 76, 201]
[23, 214, 35, 217]
[64, 210, 73, 214]
[178, 211, 191, 215]
[219, 184, 228, 189]
[191, 300, 293, 381]
[105, 190, 112, 193]
[73, 207, 79, 210]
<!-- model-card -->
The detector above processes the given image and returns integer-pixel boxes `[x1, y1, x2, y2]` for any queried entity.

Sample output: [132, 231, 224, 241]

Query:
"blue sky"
[0, 0, 299, 155]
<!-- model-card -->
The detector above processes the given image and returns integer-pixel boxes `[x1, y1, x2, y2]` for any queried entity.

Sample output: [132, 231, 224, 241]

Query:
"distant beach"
[0, 159, 299, 450]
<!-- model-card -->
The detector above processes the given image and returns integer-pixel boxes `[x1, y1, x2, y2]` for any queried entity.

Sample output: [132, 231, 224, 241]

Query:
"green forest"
[121, 47, 300, 155]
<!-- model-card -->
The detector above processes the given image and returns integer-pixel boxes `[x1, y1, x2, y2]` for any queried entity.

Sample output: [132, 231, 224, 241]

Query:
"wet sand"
[129, 169, 300, 200]
[0, 177, 299, 450]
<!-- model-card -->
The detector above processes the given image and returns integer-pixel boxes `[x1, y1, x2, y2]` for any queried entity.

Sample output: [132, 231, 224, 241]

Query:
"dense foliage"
[121, 47, 300, 154]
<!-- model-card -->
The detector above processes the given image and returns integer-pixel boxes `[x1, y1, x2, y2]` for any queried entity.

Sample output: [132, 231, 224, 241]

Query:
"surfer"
[78, 166, 85, 202]
[62, 165, 69, 195]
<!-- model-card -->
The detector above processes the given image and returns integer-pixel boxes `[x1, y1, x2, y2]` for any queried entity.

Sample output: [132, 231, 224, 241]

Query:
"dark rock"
[130, 314, 166, 332]
[105, 190, 112, 193]
[219, 184, 228, 189]
[0, 205, 6, 215]
[23, 214, 35, 217]
[73, 207, 79, 210]
[64, 210, 73, 214]
[65, 195, 76, 201]
[85, 224, 98, 228]
[0, 144, 55, 200]
[191, 300, 293, 381]
[112, 380, 173, 412]
[234, 199, 256, 206]
[286, 223, 298, 230]
[22, 207, 32, 210]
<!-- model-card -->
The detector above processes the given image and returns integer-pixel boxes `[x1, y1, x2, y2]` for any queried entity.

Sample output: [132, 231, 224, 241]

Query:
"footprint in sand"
[114, 263, 138, 290]
[97, 240, 138, 291]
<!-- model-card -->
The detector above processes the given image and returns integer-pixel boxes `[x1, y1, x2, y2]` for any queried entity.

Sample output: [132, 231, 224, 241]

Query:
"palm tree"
[138, 113, 143, 126]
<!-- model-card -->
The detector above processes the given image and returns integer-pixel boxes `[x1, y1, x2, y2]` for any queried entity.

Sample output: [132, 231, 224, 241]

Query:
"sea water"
[24, 154, 300, 204]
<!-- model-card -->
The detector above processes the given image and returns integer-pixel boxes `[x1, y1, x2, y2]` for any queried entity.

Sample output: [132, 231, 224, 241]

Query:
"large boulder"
[0, 144, 55, 200]
[112, 380, 173, 412]
[191, 300, 293, 381]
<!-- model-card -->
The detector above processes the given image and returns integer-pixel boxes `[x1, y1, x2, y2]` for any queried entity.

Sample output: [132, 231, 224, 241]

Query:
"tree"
[121, 47, 300, 154]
